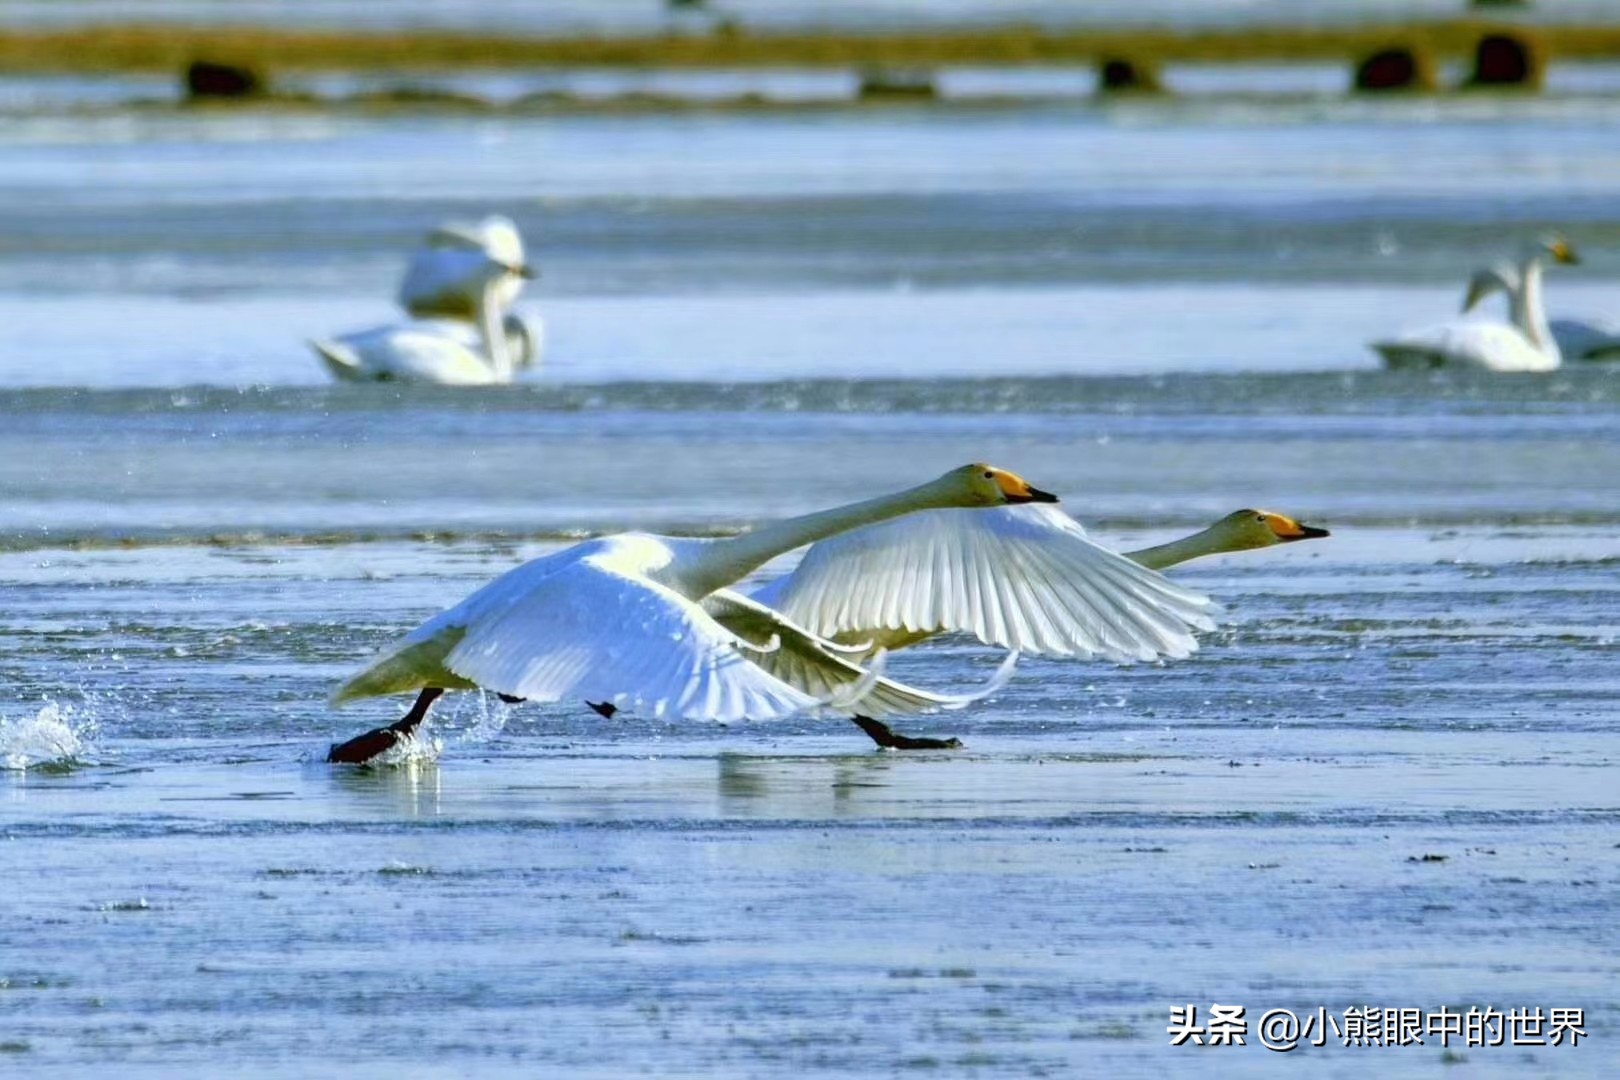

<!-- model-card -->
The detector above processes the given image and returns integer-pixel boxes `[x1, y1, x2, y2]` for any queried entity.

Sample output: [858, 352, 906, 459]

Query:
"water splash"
[0, 702, 95, 770]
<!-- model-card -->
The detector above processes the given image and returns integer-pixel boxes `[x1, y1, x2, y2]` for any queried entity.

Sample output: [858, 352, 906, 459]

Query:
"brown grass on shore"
[0, 21, 1615, 74]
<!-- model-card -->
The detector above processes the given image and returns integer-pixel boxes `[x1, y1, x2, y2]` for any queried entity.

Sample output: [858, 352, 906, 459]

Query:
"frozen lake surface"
[1, 74, 1617, 1078]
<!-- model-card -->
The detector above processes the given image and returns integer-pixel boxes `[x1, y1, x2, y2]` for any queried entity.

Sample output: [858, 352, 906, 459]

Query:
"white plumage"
[330, 465, 1216, 735]
[312, 314, 542, 386]
[751, 503, 1218, 662]
[1370, 235, 1578, 373]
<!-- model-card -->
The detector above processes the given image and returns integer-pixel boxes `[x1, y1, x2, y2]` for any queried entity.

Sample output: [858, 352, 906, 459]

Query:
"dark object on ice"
[1353, 47, 1437, 92]
[185, 59, 264, 100]
[850, 715, 962, 750]
[1097, 57, 1165, 95]
[326, 688, 441, 764]
[858, 68, 938, 101]
[1464, 33, 1544, 90]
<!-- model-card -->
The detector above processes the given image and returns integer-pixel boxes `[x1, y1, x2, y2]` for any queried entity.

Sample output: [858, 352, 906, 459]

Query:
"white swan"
[729, 504, 1327, 749]
[325, 464, 1217, 762]
[1370, 235, 1579, 372]
[1465, 262, 1620, 362]
[1123, 508, 1331, 571]
[312, 313, 542, 385]
[313, 253, 537, 385]
[750, 506, 1324, 659]
[398, 215, 531, 320]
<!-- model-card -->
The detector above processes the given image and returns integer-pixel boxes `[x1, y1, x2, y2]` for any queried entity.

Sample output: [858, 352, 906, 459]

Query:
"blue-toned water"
[1, 84, 1617, 1078]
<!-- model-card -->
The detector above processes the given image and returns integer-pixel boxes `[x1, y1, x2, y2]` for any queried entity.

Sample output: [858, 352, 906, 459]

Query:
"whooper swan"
[1369, 235, 1579, 372]
[325, 464, 1216, 763]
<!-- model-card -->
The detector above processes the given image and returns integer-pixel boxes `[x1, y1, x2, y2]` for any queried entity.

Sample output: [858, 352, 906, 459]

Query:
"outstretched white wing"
[337, 540, 822, 722]
[751, 504, 1217, 662]
[702, 589, 1018, 719]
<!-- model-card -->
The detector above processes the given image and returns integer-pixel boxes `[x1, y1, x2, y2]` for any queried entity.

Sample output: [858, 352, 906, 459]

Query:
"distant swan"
[1467, 263, 1620, 362]
[313, 250, 536, 385]
[325, 464, 1217, 763]
[1370, 235, 1579, 372]
[313, 313, 542, 385]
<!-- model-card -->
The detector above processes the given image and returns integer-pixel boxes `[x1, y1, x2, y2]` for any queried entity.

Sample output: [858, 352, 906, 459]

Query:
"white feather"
[751, 503, 1218, 662]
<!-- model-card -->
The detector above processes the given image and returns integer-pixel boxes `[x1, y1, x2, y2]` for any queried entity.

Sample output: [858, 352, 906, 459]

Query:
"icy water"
[2, 92, 1619, 1076]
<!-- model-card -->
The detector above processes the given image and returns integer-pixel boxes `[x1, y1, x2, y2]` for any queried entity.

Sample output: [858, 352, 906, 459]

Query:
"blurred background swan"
[313, 215, 543, 384]
[1370, 235, 1579, 372]
[1465, 259, 1620, 362]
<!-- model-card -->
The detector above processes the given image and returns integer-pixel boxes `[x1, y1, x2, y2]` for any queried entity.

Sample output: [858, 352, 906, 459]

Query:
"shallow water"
[2, 64, 1619, 1078]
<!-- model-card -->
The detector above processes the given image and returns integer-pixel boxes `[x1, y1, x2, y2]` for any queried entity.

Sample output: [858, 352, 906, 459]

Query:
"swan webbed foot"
[850, 715, 963, 751]
[586, 701, 618, 719]
[326, 687, 444, 764]
[496, 693, 526, 704]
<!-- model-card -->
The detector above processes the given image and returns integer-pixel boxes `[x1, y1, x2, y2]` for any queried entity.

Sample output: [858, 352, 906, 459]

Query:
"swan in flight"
[750, 505, 1324, 658]
[1370, 235, 1579, 372]
[312, 250, 538, 385]
[325, 464, 1218, 763]
[733, 504, 1329, 748]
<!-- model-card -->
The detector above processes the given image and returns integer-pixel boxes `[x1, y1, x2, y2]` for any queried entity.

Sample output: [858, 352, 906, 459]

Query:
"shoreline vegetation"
[1, 20, 1616, 74]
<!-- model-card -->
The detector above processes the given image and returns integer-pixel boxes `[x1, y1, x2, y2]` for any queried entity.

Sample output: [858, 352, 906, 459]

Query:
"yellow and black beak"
[1550, 239, 1580, 266]
[1263, 511, 1330, 542]
[510, 262, 539, 280]
[1007, 485, 1060, 505]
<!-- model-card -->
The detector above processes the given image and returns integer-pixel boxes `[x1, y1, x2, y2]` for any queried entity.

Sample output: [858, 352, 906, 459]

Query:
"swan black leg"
[327, 687, 444, 764]
[850, 715, 962, 750]
[586, 701, 618, 718]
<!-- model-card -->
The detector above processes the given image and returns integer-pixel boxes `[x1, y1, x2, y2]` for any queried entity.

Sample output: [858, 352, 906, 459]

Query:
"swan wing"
[703, 589, 1018, 718]
[752, 504, 1217, 662]
[415, 542, 823, 722]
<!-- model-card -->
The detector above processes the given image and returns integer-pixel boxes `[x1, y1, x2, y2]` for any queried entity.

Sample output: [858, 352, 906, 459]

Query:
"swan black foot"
[850, 715, 963, 751]
[586, 701, 618, 719]
[326, 687, 443, 764]
[497, 693, 525, 704]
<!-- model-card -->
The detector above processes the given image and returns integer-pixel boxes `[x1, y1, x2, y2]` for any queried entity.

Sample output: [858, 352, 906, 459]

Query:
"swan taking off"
[750, 506, 1324, 659]
[325, 464, 1217, 763]
[312, 247, 538, 385]
[1370, 235, 1579, 372]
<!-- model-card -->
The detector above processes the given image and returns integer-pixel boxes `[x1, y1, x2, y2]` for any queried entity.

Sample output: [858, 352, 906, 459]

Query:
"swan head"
[1210, 509, 1330, 552]
[942, 463, 1060, 507]
[1528, 234, 1580, 267]
[428, 215, 537, 281]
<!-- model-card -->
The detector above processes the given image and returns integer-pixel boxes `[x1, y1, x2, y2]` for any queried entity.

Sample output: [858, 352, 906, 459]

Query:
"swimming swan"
[325, 464, 1217, 762]
[1465, 262, 1620, 362]
[312, 313, 542, 385]
[1370, 235, 1579, 372]
[313, 252, 537, 385]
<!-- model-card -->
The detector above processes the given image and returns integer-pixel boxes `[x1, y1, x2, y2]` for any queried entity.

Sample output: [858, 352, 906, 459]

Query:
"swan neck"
[681, 480, 963, 598]
[1515, 256, 1556, 358]
[1125, 526, 1229, 571]
[476, 276, 513, 382]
